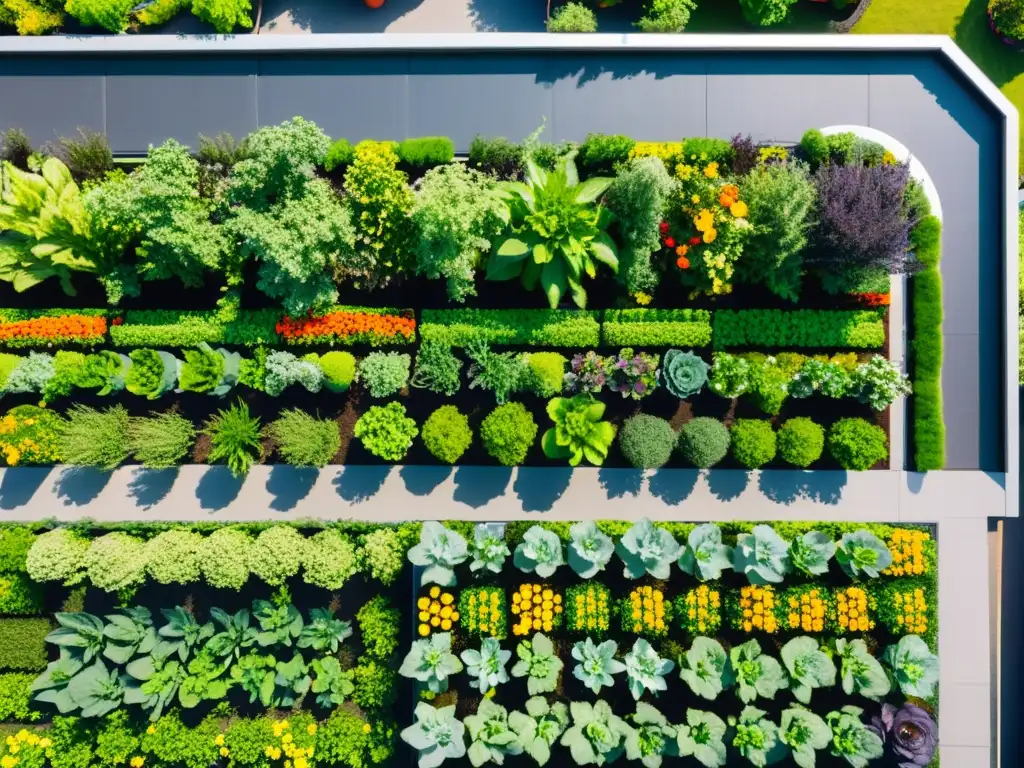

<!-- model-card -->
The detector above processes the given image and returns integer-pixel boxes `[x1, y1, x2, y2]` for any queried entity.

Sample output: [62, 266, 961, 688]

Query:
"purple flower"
[615, 359, 628, 369]
[634, 381, 646, 394]
[868, 703, 937, 768]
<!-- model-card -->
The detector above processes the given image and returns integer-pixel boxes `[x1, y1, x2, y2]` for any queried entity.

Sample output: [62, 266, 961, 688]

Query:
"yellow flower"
[0, 756, 17, 768]
[418, 624, 430, 636]
[130, 758, 144, 768]
[691, 194, 701, 203]
[215, 735, 225, 747]
[363, 723, 372, 734]
[38, 739, 51, 749]
[430, 586, 441, 598]
[219, 748, 229, 758]
[282, 733, 293, 744]
[307, 724, 317, 736]
[704, 162, 719, 178]
[729, 201, 748, 218]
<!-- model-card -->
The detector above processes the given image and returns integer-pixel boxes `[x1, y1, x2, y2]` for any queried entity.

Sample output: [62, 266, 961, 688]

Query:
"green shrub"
[0, 354, 22, 391]
[682, 137, 733, 165]
[354, 402, 418, 462]
[84, 532, 148, 593]
[199, 527, 253, 590]
[777, 417, 825, 468]
[466, 342, 528, 404]
[635, 0, 696, 31]
[60, 405, 130, 470]
[57, 129, 114, 183]
[0, 573, 43, 615]
[352, 660, 397, 711]
[128, 411, 195, 469]
[26, 528, 88, 586]
[191, 0, 252, 32]
[0, 674, 42, 721]
[799, 129, 830, 168]
[250, 525, 305, 586]
[139, 709, 221, 768]
[480, 403, 538, 466]
[422, 406, 473, 464]
[0, 528, 35, 573]
[95, 710, 140, 767]
[828, 418, 888, 471]
[826, 131, 857, 165]
[224, 717, 275, 768]
[468, 136, 524, 180]
[357, 595, 401, 660]
[548, 1, 597, 31]
[264, 351, 323, 397]
[420, 309, 600, 347]
[318, 351, 357, 393]
[324, 138, 355, 172]
[265, 409, 340, 468]
[48, 715, 97, 768]
[712, 309, 885, 349]
[357, 352, 411, 398]
[730, 419, 777, 469]
[601, 309, 713, 347]
[303, 529, 360, 591]
[677, 417, 730, 468]
[203, 400, 263, 477]
[111, 309, 279, 348]
[315, 707, 374, 768]
[579, 134, 635, 174]
[145, 529, 203, 585]
[618, 414, 676, 469]
[410, 342, 463, 396]
[911, 216, 944, 471]
[359, 528, 404, 586]
[0, 619, 51, 671]
[524, 351, 567, 397]
[136, 0, 188, 25]
[396, 137, 455, 167]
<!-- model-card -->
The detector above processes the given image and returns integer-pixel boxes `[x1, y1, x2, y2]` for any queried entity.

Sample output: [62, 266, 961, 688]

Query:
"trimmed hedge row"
[712, 309, 886, 349]
[419, 309, 601, 347]
[910, 216, 945, 471]
[600, 309, 713, 347]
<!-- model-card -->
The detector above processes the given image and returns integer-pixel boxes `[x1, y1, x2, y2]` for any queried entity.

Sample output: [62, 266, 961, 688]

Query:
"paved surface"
[258, 0, 546, 33]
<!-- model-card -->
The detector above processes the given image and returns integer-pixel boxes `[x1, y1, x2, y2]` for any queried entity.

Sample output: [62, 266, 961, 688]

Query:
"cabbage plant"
[733, 525, 791, 584]
[616, 518, 682, 580]
[780, 706, 832, 768]
[730, 639, 787, 704]
[102, 607, 157, 665]
[729, 706, 781, 767]
[660, 349, 710, 399]
[780, 636, 836, 704]
[678, 524, 733, 582]
[462, 637, 512, 694]
[676, 709, 728, 768]
[882, 635, 938, 698]
[465, 698, 523, 767]
[560, 700, 630, 766]
[470, 524, 510, 574]
[509, 696, 569, 767]
[567, 521, 614, 579]
[46, 612, 106, 664]
[825, 706, 883, 768]
[788, 532, 836, 577]
[571, 637, 625, 694]
[623, 639, 674, 701]
[408, 521, 470, 587]
[624, 702, 678, 768]
[835, 530, 892, 579]
[399, 632, 464, 694]
[511, 633, 563, 695]
[514, 526, 564, 579]
[835, 639, 890, 701]
[310, 656, 355, 708]
[678, 637, 731, 701]
[402, 702, 467, 768]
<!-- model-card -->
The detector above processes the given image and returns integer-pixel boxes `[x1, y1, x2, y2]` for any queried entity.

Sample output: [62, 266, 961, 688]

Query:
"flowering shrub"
[511, 584, 563, 637]
[618, 585, 670, 637]
[677, 584, 721, 635]
[458, 586, 504, 639]
[881, 528, 933, 576]
[728, 585, 779, 634]
[780, 585, 834, 634]
[562, 351, 609, 396]
[418, 586, 459, 637]
[277, 308, 415, 346]
[604, 348, 659, 400]
[875, 584, 930, 636]
[565, 584, 611, 634]
[0, 406, 64, 465]
[835, 586, 876, 633]
[0, 313, 107, 348]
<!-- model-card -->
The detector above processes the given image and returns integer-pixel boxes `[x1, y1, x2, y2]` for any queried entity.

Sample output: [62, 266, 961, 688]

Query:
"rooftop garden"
[0, 119, 943, 475]
[0, 518, 940, 768]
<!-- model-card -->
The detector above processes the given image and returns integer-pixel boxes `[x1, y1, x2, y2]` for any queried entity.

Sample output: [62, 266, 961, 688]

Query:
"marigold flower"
[729, 201, 748, 218]
[704, 162, 719, 178]
[702, 229, 717, 244]
[719, 193, 735, 207]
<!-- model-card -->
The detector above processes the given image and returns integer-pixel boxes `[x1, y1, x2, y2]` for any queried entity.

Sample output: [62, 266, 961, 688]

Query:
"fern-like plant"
[128, 411, 196, 469]
[202, 400, 262, 477]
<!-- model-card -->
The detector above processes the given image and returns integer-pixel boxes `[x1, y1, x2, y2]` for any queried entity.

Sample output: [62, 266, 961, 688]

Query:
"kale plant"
[509, 696, 570, 767]
[465, 698, 523, 767]
[825, 706, 884, 768]
[780, 706, 832, 768]
[835, 530, 893, 579]
[788, 531, 836, 577]
[462, 637, 512, 695]
[780, 636, 836, 704]
[835, 638, 891, 701]
[567, 520, 615, 579]
[676, 709, 728, 768]
[469, 524, 511, 574]
[624, 702, 678, 768]
[729, 706, 781, 767]
[399, 632, 464, 694]
[882, 635, 938, 699]
[402, 702, 468, 768]
[678, 637, 731, 701]
[616, 518, 682, 580]
[571, 637, 625, 695]
[623, 639, 674, 701]
[730, 639, 788, 704]
[733, 525, 791, 585]
[511, 633, 563, 695]
[559, 700, 630, 766]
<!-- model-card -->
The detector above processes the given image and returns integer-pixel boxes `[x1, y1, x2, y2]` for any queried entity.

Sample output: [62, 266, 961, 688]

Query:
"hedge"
[600, 309, 713, 347]
[911, 216, 944, 471]
[109, 309, 280, 347]
[712, 309, 886, 349]
[0, 619, 51, 671]
[419, 309, 601, 347]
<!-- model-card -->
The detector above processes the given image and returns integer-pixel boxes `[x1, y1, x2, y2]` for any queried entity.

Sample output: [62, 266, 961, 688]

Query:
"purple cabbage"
[868, 702, 938, 768]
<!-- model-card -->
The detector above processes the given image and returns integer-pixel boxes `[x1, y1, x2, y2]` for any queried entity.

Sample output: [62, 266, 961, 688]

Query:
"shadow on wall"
[467, 0, 546, 31]
[258, 0, 426, 33]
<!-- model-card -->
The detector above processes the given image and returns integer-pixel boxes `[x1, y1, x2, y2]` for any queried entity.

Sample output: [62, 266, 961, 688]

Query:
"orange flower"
[277, 310, 416, 344]
[718, 194, 736, 208]
[855, 292, 891, 307]
[676, 256, 690, 269]
[721, 184, 740, 199]
[675, 245, 689, 257]
[0, 315, 107, 344]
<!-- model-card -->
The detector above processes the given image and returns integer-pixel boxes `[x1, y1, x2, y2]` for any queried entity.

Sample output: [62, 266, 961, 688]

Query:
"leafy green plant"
[542, 395, 616, 466]
[660, 349, 709, 399]
[617, 518, 682, 580]
[678, 637, 731, 701]
[547, 1, 597, 30]
[421, 308, 600, 347]
[835, 638, 890, 701]
[65, 660, 125, 718]
[398, 137, 455, 167]
[848, 355, 912, 410]
[827, 418, 888, 471]
[560, 700, 629, 766]
[463, 698, 522, 767]
[733, 525, 790, 585]
[779, 706, 832, 768]
[510, 696, 569, 767]
[486, 150, 617, 309]
[298, 608, 352, 653]
[84, 533, 147, 594]
[781, 637, 836, 704]
[360, 528, 405, 587]
[567, 520, 614, 579]
[676, 709, 727, 768]
[228, 652, 276, 706]
[462, 637, 512, 695]
[422, 406, 473, 464]
[45, 612, 105, 664]
[271, 652, 311, 707]
[730, 639, 787, 704]
[623, 639, 674, 701]
[825, 706, 883, 768]
[264, 409, 339, 468]
[411, 342, 463, 396]
[60, 405, 130, 470]
[408, 521, 469, 587]
[252, 599, 302, 647]
[729, 706, 780, 767]
[263, 350, 323, 397]
[356, 595, 400, 662]
[635, 0, 697, 31]
[514, 526, 564, 578]
[571, 637, 624, 695]
[399, 632, 463, 694]
[155, 606, 213, 662]
[207, 608, 258, 661]
[481, 403, 538, 466]
[250, 526, 304, 586]
[25, 529, 88, 587]
[178, 651, 230, 709]
[712, 309, 884, 350]
[318, 350, 357, 393]
[358, 352, 411, 398]
[102, 607, 157, 666]
[470, 524, 510, 574]
[178, 344, 240, 396]
[302, 529, 359, 591]
[402, 703, 467, 768]
[678, 524, 733, 582]
[470, 136, 524, 180]
[835, 530, 893, 579]
[466, 340, 528, 404]
[618, 414, 676, 470]
[623, 702, 676, 768]
[677, 417, 730, 469]
[788, 532, 835, 577]
[882, 635, 938, 698]
[310, 656, 355, 708]
[511, 633, 563, 695]
[127, 411, 195, 469]
[777, 417, 825, 468]
[352, 658, 398, 711]
[354, 402, 418, 462]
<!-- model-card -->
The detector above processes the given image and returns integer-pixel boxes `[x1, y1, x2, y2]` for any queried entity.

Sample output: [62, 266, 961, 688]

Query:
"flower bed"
[0, 122, 939, 472]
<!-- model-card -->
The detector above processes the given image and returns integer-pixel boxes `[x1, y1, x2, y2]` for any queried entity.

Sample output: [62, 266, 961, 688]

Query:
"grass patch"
[910, 216, 946, 471]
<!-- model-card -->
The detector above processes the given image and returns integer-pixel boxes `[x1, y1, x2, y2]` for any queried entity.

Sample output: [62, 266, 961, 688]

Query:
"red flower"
[664, 237, 676, 249]
[688, 237, 701, 246]
[111, 317, 123, 326]
[676, 256, 690, 270]
[659, 221, 669, 234]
